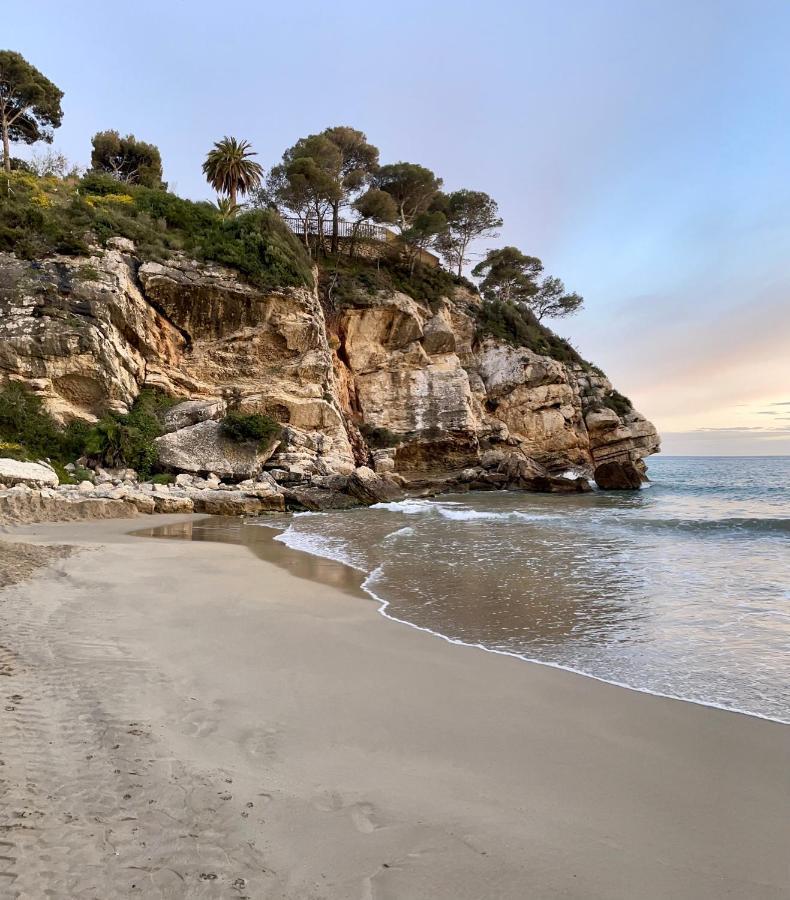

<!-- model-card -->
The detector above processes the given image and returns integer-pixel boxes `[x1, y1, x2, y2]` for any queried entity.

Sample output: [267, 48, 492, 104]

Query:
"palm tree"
[215, 195, 241, 221]
[202, 137, 263, 207]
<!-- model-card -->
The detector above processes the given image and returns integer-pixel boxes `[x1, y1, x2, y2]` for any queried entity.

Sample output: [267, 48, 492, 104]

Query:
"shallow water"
[268, 457, 790, 722]
[144, 457, 790, 722]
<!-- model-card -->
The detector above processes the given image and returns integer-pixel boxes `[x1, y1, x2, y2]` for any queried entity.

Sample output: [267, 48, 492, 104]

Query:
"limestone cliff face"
[0, 244, 659, 486]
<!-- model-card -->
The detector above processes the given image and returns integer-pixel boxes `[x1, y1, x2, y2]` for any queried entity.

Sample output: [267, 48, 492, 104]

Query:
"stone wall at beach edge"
[0, 240, 660, 509]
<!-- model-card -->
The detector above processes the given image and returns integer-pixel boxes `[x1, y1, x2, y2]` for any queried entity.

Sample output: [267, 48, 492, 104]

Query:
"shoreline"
[213, 514, 790, 726]
[1, 513, 788, 898]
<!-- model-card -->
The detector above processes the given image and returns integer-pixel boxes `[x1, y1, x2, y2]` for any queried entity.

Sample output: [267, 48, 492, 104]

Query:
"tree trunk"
[1, 117, 10, 174]
[349, 221, 360, 258]
[331, 202, 339, 255]
[230, 183, 237, 207]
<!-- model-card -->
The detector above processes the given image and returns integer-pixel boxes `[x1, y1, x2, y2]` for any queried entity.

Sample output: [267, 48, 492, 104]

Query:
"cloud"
[769, 401, 790, 406]
[757, 410, 778, 415]
[683, 426, 790, 434]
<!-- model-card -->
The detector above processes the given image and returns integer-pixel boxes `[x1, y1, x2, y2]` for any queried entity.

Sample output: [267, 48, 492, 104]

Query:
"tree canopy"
[203, 137, 263, 207]
[0, 51, 63, 174]
[372, 162, 443, 232]
[321, 126, 379, 252]
[90, 130, 164, 188]
[264, 127, 379, 254]
[473, 246, 582, 321]
[530, 276, 584, 322]
[436, 189, 502, 277]
[472, 246, 543, 304]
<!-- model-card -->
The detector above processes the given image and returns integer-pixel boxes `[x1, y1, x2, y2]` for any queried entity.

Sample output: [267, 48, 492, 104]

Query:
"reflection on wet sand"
[135, 516, 365, 597]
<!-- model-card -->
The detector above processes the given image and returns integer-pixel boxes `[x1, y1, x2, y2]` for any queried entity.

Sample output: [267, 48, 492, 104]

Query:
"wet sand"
[0, 513, 788, 899]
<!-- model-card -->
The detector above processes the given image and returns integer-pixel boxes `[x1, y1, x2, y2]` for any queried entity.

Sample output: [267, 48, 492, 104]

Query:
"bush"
[0, 381, 62, 459]
[473, 299, 587, 366]
[84, 389, 177, 476]
[320, 254, 467, 310]
[601, 390, 632, 417]
[0, 171, 313, 291]
[148, 473, 175, 485]
[221, 411, 280, 449]
[0, 382, 182, 476]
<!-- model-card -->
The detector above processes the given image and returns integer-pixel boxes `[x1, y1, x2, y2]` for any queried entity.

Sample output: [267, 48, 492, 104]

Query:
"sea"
[264, 456, 790, 723]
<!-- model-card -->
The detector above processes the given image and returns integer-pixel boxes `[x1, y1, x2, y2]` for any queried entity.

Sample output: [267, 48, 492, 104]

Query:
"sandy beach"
[0, 514, 788, 899]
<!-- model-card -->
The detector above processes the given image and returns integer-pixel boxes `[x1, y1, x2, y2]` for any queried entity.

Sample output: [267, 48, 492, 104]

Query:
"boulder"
[151, 494, 195, 513]
[162, 398, 226, 434]
[0, 459, 58, 489]
[0, 491, 139, 525]
[281, 486, 363, 512]
[346, 466, 404, 505]
[594, 460, 644, 490]
[153, 420, 278, 479]
[189, 489, 285, 515]
[421, 308, 457, 355]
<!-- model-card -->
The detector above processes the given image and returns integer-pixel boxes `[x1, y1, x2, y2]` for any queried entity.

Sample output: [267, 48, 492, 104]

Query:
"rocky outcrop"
[153, 420, 278, 479]
[593, 460, 645, 491]
[0, 246, 659, 504]
[0, 459, 59, 489]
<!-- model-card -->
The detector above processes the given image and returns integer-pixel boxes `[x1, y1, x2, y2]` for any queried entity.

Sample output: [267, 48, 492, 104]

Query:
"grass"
[0, 171, 313, 291]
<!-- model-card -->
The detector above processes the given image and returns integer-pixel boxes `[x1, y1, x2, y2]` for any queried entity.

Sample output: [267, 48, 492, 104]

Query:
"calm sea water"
[268, 457, 790, 722]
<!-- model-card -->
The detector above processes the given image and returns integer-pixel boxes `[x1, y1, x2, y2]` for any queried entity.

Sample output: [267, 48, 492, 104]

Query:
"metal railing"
[282, 216, 389, 242]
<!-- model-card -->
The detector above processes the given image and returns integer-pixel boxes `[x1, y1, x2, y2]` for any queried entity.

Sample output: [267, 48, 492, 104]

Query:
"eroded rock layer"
[0, 246, 659, 493]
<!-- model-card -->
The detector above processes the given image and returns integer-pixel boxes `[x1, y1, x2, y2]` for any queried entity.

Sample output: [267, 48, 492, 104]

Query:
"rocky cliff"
[0, 241, 659, 502]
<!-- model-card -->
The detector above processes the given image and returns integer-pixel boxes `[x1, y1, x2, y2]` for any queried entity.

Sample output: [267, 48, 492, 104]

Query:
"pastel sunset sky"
[7, 0, 789, 454]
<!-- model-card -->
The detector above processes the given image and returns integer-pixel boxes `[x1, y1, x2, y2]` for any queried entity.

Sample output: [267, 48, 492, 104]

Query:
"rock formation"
[0, 244, 659, 506]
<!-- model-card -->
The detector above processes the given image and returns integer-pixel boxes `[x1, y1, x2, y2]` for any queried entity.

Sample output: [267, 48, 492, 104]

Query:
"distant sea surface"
[267, 457, 790, 722]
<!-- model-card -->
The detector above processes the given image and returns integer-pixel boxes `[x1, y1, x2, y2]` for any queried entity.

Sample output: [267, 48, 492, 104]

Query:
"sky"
[6, 0, 790, 455]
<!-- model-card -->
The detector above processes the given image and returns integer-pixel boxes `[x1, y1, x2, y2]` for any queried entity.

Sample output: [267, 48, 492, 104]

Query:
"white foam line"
[269, 523, 790, 727]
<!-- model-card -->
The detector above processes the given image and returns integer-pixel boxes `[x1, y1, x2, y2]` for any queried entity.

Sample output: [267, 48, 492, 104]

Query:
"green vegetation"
[435, 189, 502, 277]
[148, 473, 175, 485]
[83, 389, 177, 476]
[473, 299, 587, 366]
[321, 253, 470, 309]
[0, 170, 313, 289]
[0, 381, 63, 459]
[221, 411, 280, 449]
[473, 247, 583, 323]
[203, 137, 263, 208]
[90, 130, 164, 188]
[0, 51, 63, 174]
[601, 390, 632, 416]
[0, 382, 180, 477]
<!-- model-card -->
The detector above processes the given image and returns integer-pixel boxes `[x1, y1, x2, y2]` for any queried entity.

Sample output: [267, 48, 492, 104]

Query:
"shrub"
[0, 381, 61, 459]
[0, 171, 314, 291]
[320, 254, 467, 310]
[148, 473, 175, 485]
[221, 411, 280, 449]
[601, 390, 632, 417]
[473, 299, 587, 366]
[85, 389, 177, 476]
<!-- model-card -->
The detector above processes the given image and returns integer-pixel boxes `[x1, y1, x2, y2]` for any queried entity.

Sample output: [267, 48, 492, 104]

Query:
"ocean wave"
[370, 498, 556, 524]
[273, 526, 368, 572]
[383, 526, 415, 540]
[370, 499, 440, 514]
[625, 516, 790, 536]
